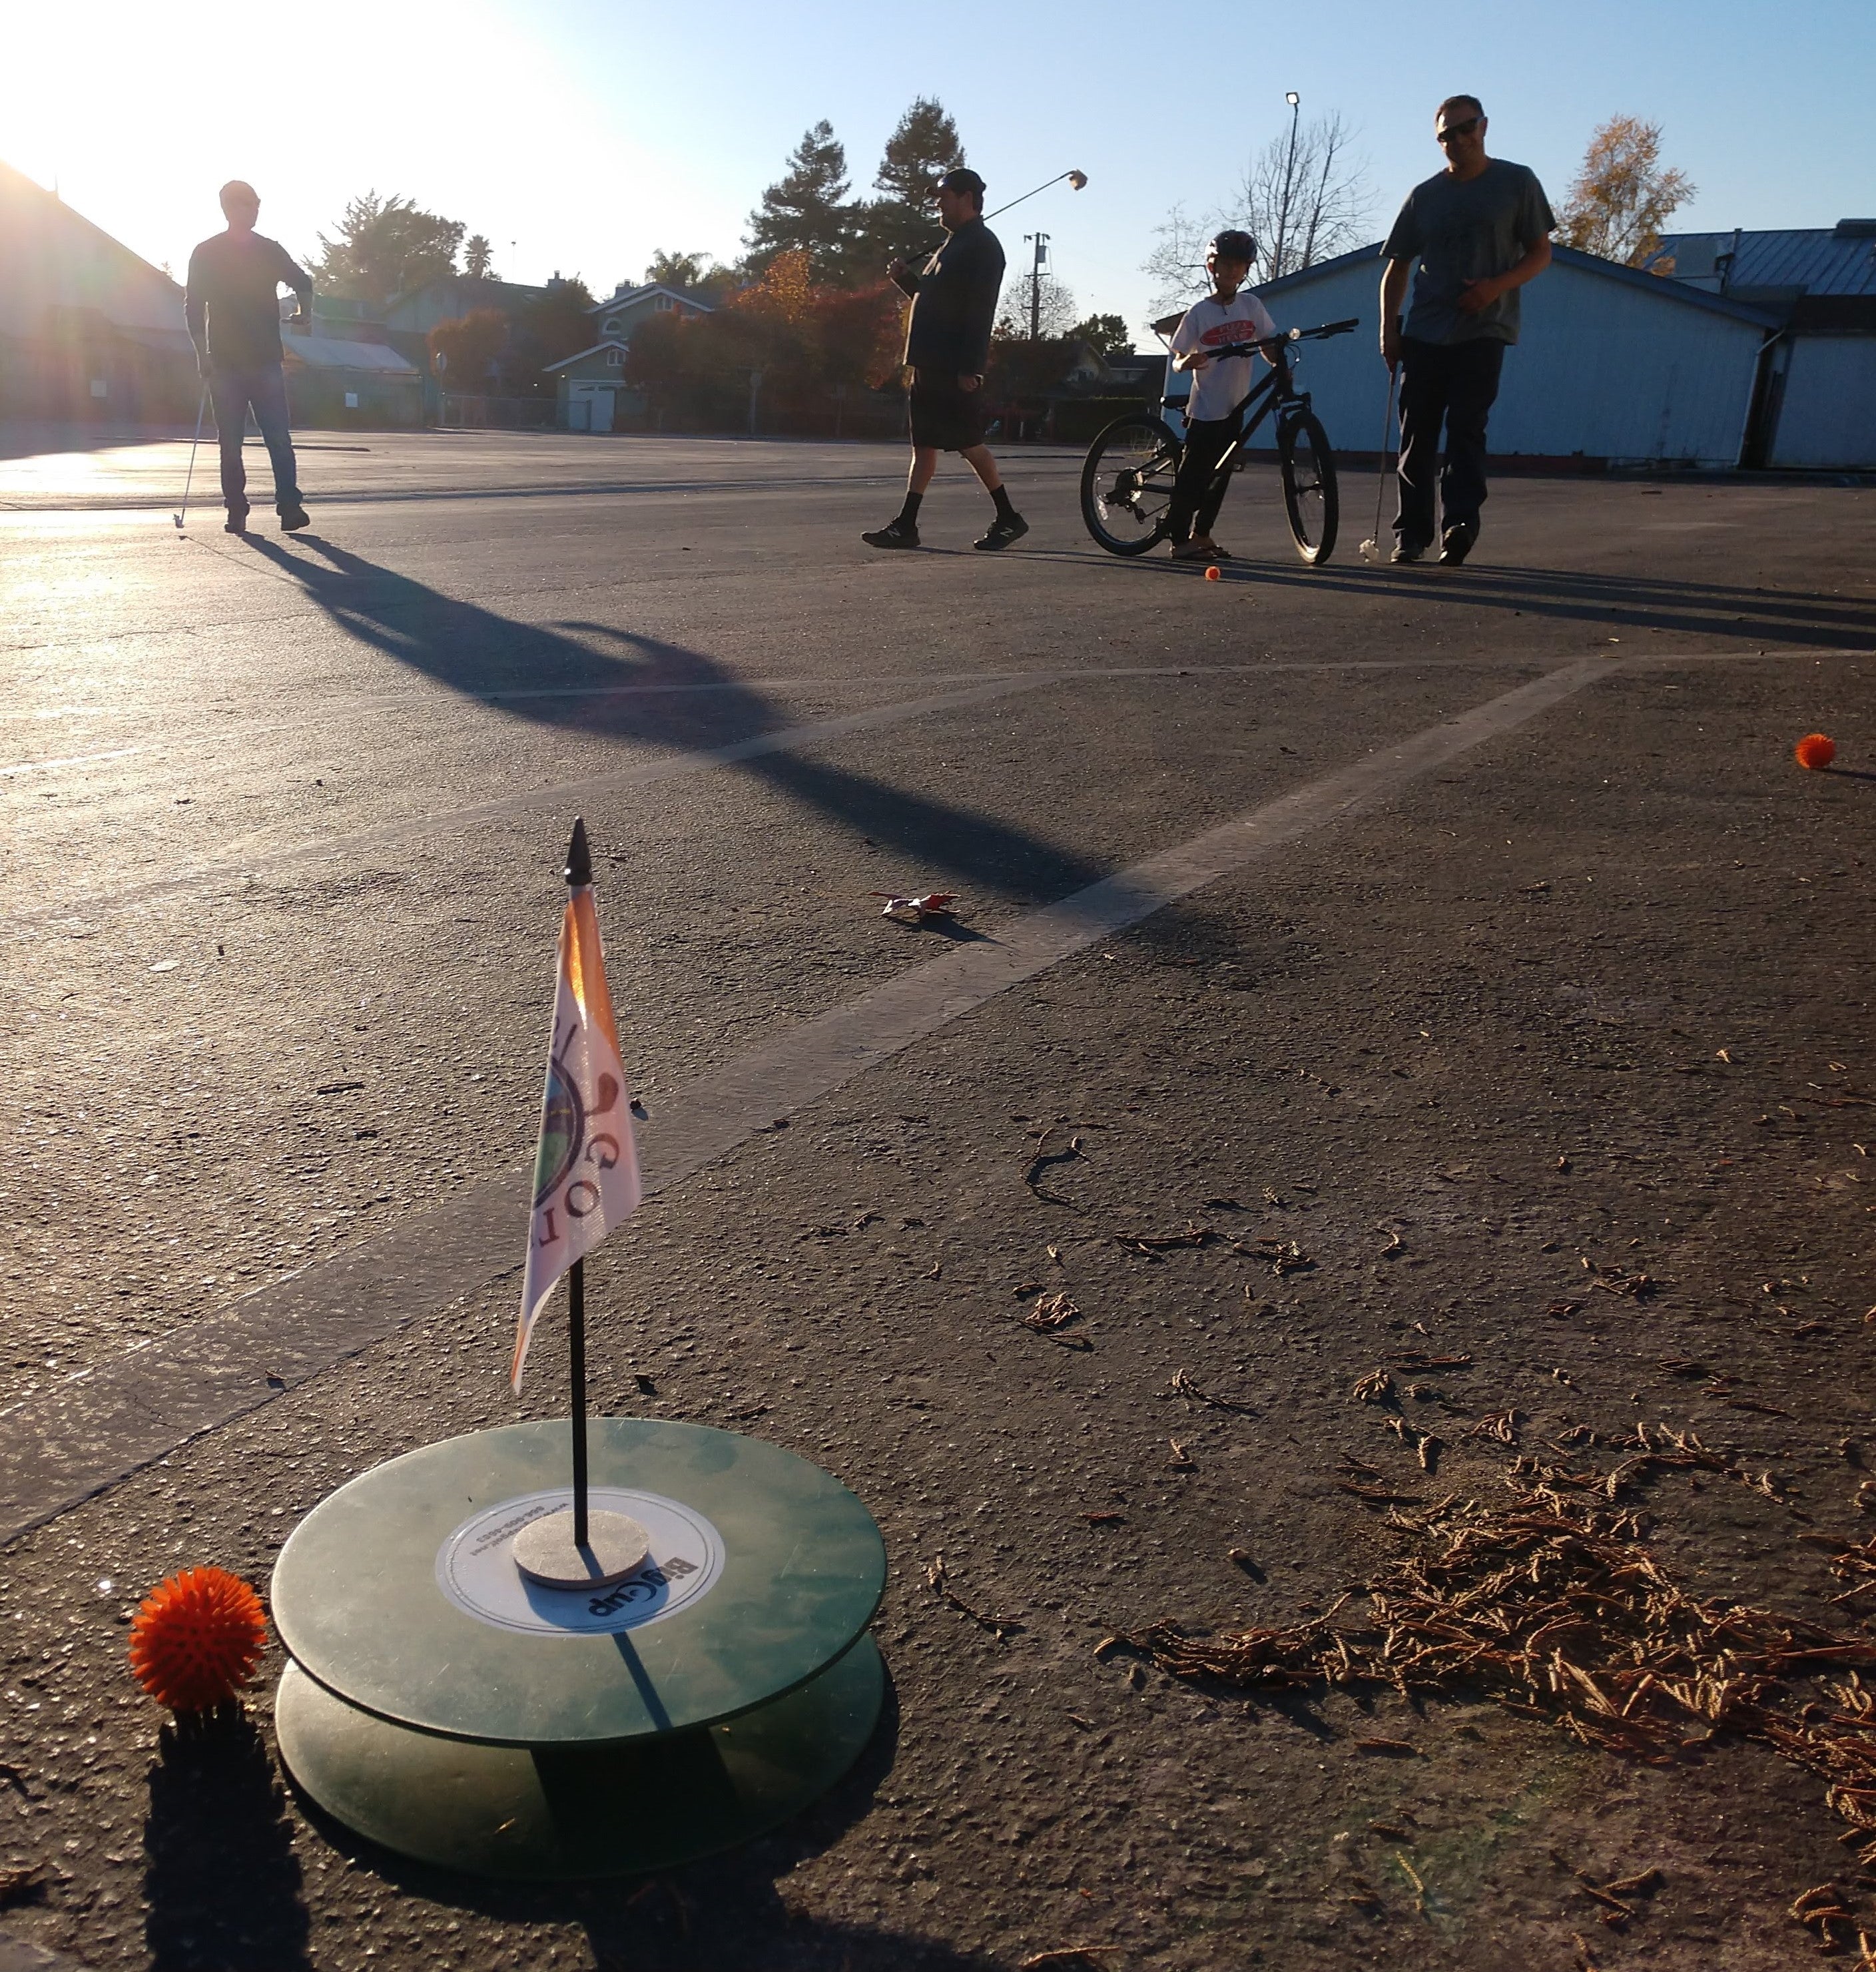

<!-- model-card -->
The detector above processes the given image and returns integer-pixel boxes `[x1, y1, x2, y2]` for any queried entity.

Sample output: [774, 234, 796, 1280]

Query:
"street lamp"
[1274, 91, 1301, 279]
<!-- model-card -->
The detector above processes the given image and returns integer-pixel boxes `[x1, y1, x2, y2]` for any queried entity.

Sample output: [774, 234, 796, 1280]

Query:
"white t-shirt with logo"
[1170, 290, 1279, 423]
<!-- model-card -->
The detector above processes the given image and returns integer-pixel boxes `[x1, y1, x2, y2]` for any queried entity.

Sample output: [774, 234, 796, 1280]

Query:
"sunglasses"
[1436, 117, 1482, 144]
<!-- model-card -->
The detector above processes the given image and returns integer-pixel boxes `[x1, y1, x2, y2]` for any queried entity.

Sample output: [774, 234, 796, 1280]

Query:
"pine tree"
[313, 192, 466, 308]
[856, 98, 967, 276]
[745, 123, 857, 281]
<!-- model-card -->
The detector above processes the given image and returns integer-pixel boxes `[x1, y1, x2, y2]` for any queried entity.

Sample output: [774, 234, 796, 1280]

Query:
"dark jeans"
[209, 364, 301, 517]
[1395, 336, 1505, 547]
[1167, 413, 1241, 542]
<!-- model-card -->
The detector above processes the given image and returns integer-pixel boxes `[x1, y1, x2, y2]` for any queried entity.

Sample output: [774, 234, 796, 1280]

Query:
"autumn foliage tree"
[428, 308, 507, 392]
[626, 250, 902, 432]
[1558, 116, 1696, 267]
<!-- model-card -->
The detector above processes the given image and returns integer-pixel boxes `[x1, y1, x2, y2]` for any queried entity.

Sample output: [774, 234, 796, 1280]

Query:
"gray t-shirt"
[1381, 159, 1555, 346]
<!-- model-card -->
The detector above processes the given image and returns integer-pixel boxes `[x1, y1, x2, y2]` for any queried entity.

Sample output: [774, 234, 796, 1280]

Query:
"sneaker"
[1192, 535, 1232, 561]
[224, 510, 249, 535]
[280, 505, 311, 532]
[1390, 539, 1428, 564]
[862, 519, 920, 549]
[1438, 522, 1477, 566]
[973, 512, 1028, 551]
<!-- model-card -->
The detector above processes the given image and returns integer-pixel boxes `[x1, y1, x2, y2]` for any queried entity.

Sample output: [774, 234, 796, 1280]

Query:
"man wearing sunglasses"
[1378, 97, 1553, 565]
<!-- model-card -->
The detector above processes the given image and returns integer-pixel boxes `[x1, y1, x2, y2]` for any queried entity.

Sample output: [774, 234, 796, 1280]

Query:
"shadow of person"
[144, 1706, 310, 1971]
[238, 537, 1115, 910]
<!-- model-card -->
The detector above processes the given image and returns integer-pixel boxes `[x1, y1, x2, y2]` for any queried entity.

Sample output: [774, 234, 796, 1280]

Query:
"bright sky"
[4, 0, 1871, 342]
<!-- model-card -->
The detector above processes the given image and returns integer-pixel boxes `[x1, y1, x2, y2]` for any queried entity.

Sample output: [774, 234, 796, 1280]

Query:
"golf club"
[173, 382, 208, 531]
[982, 168, 1088, 223]
[1357, 367, 1399, 563]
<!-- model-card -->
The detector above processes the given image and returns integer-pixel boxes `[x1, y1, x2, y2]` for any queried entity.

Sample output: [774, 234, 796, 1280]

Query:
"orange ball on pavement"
[129, 1566, 268, 1712]
[1204, 565, 1221, 581]
[1795, 733, 1837, 770]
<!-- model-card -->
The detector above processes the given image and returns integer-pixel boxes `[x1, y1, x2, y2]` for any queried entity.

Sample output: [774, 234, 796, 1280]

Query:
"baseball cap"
[937, 168, 986, 199]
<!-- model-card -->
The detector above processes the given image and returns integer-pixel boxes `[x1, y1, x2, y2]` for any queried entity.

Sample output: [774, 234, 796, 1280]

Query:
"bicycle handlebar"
[1201, 318, 1361, 362]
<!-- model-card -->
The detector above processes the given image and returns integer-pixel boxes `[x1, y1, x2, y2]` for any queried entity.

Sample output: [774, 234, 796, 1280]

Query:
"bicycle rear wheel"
[1081, 415, 1181, 556]
[1277, 412, 1339, 564]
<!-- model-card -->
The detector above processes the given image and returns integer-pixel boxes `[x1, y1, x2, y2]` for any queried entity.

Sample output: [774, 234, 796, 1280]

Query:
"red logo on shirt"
[1199, 322, 1255, 347]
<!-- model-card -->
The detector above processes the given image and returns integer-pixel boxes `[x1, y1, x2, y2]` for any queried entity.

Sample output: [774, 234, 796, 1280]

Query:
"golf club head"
[172, 515, 183, 530]
[1358, 536, 1383, 563]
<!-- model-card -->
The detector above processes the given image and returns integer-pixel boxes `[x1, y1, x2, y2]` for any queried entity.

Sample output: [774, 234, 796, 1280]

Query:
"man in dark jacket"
[863, 167, 1027, 552]
[185, 180, 313, 535]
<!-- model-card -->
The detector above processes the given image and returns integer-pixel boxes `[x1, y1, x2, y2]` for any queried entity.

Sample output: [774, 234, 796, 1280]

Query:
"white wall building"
[1203, 242, 1781, 472]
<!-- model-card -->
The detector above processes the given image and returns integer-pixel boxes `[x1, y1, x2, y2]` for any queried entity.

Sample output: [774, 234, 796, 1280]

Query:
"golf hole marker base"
[511, 1506, 650, 1590]
[271, 1419, 886, 1877]
[437, 1486, 723, 1634]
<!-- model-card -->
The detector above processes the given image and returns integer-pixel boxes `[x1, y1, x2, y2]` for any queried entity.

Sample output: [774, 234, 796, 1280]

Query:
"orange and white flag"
[511, 877, 641, 1391]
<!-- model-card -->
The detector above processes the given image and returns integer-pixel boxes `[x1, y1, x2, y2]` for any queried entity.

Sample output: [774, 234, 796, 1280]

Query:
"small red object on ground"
[1795, 733, 1837, 770]
[1205, 565, 1221, 581]
[129, 1566, 268, 1712]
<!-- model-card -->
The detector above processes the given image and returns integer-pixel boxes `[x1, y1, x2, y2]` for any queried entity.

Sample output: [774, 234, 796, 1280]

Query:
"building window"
[605, 348, 622, 367]
[603, 318, 621, 334]
[655, 294, 673, 311]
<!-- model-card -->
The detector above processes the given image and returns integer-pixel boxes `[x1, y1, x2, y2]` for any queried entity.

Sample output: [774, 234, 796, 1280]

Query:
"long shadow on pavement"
[1032, 543, 1876, 650]
[241, 535, 1115, 909]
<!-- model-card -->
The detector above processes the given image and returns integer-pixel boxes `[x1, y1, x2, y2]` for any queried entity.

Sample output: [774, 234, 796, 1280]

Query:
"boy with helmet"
[1165, 230, 1277, 562]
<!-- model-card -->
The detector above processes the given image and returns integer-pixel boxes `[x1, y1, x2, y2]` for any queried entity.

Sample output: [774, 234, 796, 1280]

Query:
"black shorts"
[908, 372, 988, 452]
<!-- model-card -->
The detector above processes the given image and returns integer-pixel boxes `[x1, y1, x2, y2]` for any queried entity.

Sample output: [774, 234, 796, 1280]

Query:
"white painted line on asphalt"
[0, 657, 1608, 1543]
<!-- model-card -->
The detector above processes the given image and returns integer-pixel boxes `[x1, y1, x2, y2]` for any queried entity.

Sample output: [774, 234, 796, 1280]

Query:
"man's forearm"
[1379, 260, 1410, 322]
[1498, 236, 1552, 292]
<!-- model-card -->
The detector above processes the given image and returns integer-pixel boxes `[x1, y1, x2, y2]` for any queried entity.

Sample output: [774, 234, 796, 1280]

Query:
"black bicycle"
[1080, 316, 1358, 563]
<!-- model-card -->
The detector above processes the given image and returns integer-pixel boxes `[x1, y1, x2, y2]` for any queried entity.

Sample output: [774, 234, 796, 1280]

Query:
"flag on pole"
[511, 860, 641, 1391]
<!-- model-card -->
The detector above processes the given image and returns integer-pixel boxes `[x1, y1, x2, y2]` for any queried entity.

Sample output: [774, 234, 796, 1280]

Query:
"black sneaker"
[862, 519, 920, 549]
[280, 505, 311, 532]
[1438, 522, 1477, 566]
[224, 510, 249, 535]
[1390, 539, 1426, 564]
[973, 512, 1028, 551]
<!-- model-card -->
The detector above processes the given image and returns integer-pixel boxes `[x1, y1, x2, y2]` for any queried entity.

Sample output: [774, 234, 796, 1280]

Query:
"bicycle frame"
[1160, 332, 1314, 482]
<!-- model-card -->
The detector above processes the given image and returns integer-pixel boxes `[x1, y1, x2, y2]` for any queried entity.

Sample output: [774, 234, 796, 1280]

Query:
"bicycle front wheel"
[1081, 415, 1181, 556]
[1278, 412, 1339, 564]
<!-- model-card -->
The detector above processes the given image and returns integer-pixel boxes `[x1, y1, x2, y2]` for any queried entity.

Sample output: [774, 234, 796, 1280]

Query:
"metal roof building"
[1647, 221, 1876, 470]
[1233, 241, 1779, 472]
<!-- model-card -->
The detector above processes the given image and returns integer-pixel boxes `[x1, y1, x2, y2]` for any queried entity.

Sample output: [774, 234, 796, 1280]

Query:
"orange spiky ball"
[128, 1567, 268, 1712]
[1795, 733, 1837, 771]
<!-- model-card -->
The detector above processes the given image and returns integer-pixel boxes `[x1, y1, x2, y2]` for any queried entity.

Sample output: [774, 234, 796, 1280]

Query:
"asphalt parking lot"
[1, 429, 1873, 1970]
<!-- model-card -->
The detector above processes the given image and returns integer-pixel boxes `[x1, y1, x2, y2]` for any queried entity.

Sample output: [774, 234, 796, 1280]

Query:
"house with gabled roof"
[545, 282, 715, 429]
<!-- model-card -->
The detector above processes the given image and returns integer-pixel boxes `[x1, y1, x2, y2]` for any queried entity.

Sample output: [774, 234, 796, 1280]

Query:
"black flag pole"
[509, 816, 651, 1592]
[563, 817, 593, 1550]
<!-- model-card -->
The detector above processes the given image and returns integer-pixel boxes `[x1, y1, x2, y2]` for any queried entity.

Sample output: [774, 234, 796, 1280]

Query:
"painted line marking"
[0, 657, 1607, 1544]
[0, 747, 141, 778]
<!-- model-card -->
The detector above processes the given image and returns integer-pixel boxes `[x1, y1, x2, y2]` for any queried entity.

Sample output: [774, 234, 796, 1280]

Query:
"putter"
[173, 382, 208, 531]
[1357, 368, 1399, 564]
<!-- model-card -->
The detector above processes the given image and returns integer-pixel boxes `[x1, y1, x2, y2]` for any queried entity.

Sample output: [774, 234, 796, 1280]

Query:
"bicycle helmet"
[1207, 228, 1259, 264]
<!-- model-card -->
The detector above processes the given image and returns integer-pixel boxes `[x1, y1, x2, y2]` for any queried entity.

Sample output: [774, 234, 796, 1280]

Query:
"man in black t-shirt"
[862, 168, 1027, 553]
[1379, 98, 1554, 564]
[185, 181, 314, 534]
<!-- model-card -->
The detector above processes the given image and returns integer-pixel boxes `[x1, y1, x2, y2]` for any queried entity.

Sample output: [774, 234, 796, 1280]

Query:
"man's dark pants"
[1395, 336, 1505, 548]
[209, 364, 302, 519]
[1167, 414, 1241, 542]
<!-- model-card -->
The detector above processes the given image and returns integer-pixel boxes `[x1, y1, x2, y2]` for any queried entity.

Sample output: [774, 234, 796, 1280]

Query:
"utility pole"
[1026, 232, 1050, 340]
[1273, 92, 1301, 280]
